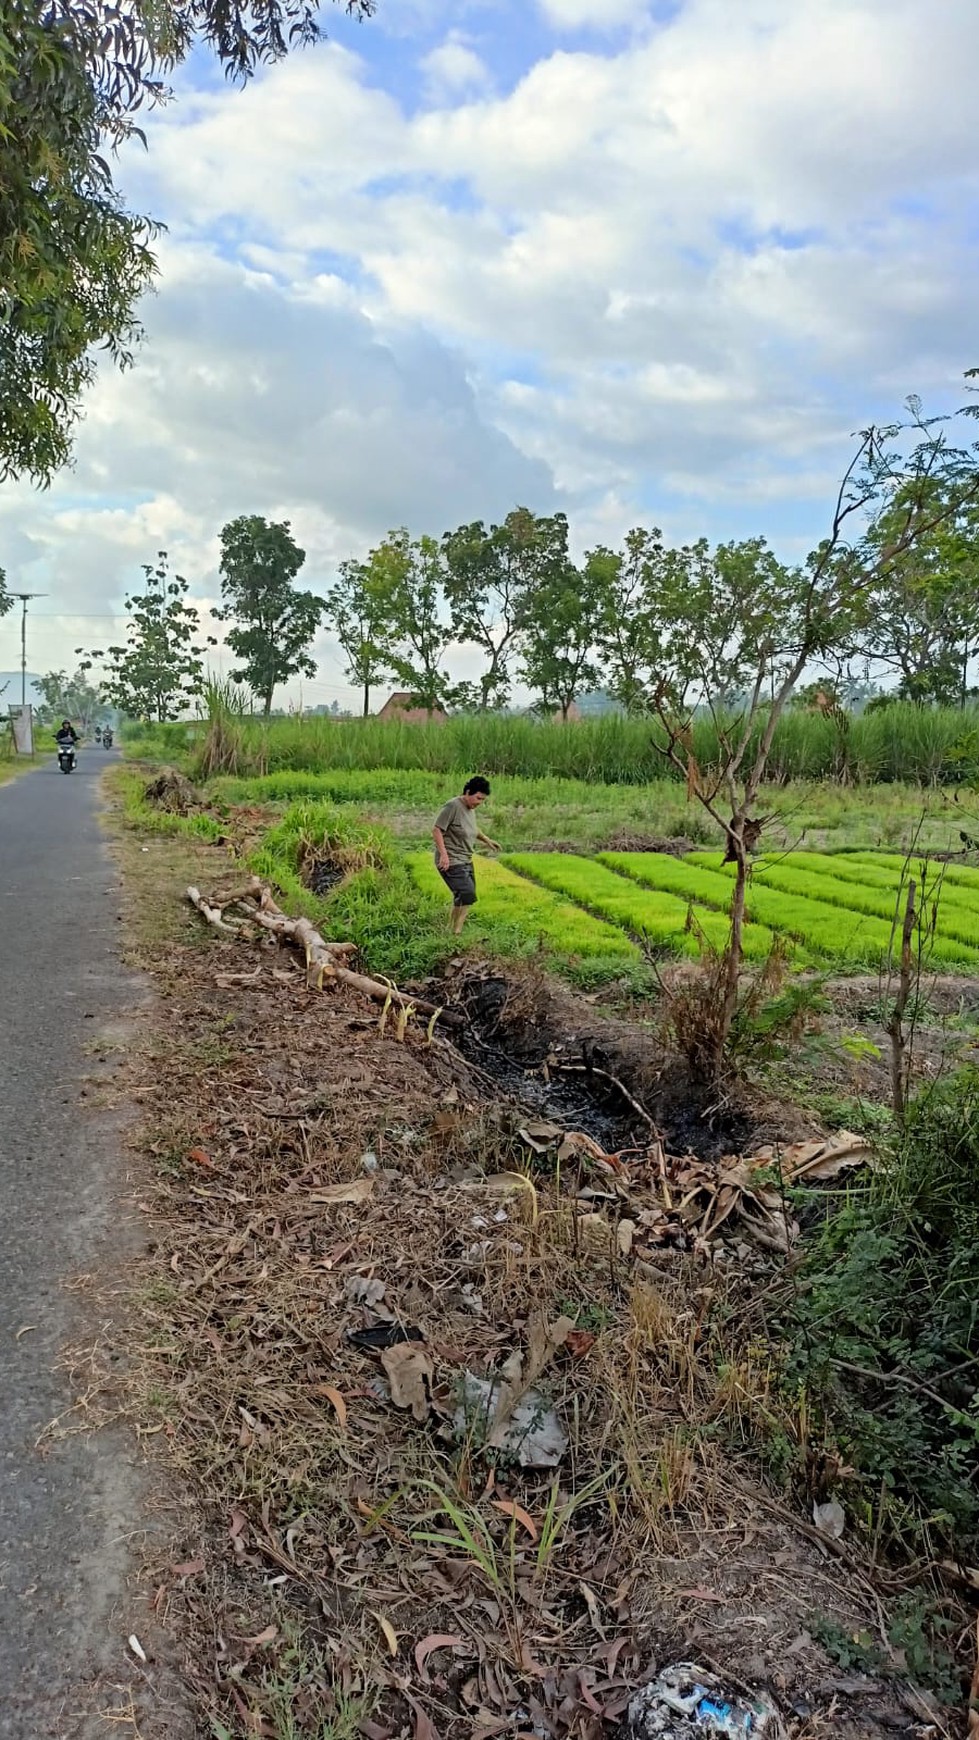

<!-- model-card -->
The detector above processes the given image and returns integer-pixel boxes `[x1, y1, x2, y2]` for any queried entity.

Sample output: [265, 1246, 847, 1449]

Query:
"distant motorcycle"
[57, 740, 76, 774]
[102, 728, 113, 749]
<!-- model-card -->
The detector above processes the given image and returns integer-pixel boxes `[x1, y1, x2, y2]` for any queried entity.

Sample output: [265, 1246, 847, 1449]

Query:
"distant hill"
[0, 673, 43, 707]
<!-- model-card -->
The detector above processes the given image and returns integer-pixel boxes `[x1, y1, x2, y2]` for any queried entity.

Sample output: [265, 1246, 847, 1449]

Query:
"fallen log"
[187, 886, 244, 934]
[186, 882, 464, 1028]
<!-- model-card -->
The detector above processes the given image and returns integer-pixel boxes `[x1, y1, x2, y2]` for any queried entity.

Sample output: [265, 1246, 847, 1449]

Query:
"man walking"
[433, 776, 500, 934]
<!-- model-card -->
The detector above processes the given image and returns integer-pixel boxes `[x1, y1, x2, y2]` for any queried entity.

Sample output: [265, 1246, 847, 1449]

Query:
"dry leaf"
[566, 1329, 596, 1360]
[372, 1611, 399, 1656]
[617, 1219, 636, 1257]
[309, 1177, 374, 1205]
[307, 1383, 347, 1430]
[414, 1633, 463, 1682]
[517, 1119, 563, 1152]
[380, 1342, 434, 1422]
[405, 1694, 440, 1740]
[239, 1624, 278, 1648]
[128, 1635, 147, 1663]
[492, 1498, 538, 1540]
[171, 1557, 205, 1579]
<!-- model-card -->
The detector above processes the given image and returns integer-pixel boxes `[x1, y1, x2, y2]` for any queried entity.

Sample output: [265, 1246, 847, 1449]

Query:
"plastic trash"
[626, 1664, 784, 1738]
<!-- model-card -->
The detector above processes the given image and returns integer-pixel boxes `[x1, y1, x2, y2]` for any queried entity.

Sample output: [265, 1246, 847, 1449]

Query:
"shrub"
[786, 1069, 979, 1560]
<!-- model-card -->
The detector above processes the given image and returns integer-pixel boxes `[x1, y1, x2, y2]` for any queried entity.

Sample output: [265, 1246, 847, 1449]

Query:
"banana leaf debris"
[516, 1122, 874, 1257]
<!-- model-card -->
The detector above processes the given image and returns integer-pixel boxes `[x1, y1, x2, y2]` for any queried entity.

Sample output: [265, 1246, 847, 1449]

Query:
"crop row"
[686, 853, 979, 967]
[406, 854, 640, 966]
[502, 854, 783, 961]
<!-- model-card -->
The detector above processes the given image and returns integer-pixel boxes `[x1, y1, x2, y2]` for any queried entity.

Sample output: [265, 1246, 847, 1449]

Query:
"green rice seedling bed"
[681, 856, 973, 967]
[687, 853, 979, 967]
[407, 854, 640, 966]
[772, 851, 979, 926]
[841, 850, 979, 896]
[503, 854, 777, 961]
[728, 857, 979, 958]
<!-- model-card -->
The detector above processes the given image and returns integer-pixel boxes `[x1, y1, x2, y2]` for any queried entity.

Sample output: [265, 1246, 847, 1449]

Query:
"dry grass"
[83, 779, 928, 1739]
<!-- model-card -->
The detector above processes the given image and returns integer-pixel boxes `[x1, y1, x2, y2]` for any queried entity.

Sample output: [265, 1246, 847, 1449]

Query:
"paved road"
[0, 751, 146, 1737]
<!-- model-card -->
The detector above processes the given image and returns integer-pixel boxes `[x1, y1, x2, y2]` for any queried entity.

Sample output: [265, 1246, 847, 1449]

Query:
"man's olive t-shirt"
[434, 797, 477, 865]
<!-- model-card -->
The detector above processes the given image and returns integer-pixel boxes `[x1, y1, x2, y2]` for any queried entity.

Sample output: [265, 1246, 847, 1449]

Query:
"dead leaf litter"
[97, 849, 931, 1739]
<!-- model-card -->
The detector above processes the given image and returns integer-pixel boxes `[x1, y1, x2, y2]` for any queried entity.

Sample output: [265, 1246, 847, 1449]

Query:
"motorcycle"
[102, 728, 113, 749]
[57, 741, 76, 774]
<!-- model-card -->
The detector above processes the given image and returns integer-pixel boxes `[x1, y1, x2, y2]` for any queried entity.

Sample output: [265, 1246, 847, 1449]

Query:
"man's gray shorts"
[438, 862, 477, 906]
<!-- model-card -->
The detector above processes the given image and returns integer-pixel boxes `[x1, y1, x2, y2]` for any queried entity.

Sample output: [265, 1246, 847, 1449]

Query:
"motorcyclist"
[55, 719, 79, 747]
[93, 725, 103, 745]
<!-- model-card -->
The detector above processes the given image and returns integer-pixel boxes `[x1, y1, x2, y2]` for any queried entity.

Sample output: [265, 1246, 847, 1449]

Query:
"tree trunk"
[886, 879, 917, 1125]
[714, 832, 748, 1079]
[363, 680, 370, 719]
[263, 692, 273, 719]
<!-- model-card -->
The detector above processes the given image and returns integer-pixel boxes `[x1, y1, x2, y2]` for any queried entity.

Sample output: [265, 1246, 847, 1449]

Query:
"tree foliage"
[861, 480, 979, 705]
[518, 514, 602, 720]
[84, 551, 212, 720]
[636, 402, 979, 1075]
[325, 556, 396, 718]
[377, 530, 455, 715]
[215, 515, 323, 716]
[1, 0, 376, 483]
[0, 564, 10, 620]
[441, 507, 555, 711]
[34, 664, 107, 729]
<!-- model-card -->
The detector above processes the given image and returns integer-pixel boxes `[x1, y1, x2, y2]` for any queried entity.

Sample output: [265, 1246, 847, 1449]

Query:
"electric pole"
[14, 593, 47, 707]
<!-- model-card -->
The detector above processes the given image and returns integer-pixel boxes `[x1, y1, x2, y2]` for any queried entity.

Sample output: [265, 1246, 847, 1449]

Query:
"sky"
[2, 0, 979, 709]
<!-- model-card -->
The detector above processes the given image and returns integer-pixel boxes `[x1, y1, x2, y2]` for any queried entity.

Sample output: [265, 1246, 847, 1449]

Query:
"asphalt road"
[0, 750, 146, 1736]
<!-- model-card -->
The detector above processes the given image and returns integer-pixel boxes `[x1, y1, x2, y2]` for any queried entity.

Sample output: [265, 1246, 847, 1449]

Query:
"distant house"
[376, 691, 449, 725]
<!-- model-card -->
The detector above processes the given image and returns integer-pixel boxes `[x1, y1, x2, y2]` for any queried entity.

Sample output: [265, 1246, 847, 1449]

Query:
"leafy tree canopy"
[325, 555, 396, 718]
[1, 0, 376, 483]
[215, 514, 323, 716]
[441, 507, 563, 711]
[34, 663, 107, 729]
[82, 550, 213, 720]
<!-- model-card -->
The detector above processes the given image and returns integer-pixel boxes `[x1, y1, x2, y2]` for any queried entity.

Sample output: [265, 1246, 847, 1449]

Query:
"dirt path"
[0, 755, 149, 1737]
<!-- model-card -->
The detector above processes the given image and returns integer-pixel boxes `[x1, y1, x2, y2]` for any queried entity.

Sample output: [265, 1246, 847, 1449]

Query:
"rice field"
[406, 845, 979, 975]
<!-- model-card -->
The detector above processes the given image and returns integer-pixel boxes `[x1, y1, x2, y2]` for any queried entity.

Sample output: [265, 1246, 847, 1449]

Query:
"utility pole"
[14, 593, 46, 707]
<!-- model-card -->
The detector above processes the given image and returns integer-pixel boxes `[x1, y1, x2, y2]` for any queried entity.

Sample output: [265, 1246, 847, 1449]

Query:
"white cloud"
[422, 34, 492, 101]
[536, 0, 649, 28]
[7, 0, 979, 697]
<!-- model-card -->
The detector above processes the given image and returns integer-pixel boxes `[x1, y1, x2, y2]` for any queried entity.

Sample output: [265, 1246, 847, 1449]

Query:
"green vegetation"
[504, 852, 779, 960]
[786, 1069, 979, 1565]
[731, 856, 979, 955]
[409, 853, 642, 980]
[121, 701, 979, 789]
[689, 852, 979, 967]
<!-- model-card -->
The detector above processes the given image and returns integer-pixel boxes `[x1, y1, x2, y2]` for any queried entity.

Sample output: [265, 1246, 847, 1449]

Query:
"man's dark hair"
[463, 776, 491, 796]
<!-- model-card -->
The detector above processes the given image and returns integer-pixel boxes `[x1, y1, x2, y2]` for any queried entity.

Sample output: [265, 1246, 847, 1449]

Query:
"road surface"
[0, 751, 146, 1736]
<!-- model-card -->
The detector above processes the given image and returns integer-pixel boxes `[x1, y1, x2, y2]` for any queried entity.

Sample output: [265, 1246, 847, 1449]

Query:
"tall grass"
[122, 703, 979, 788]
